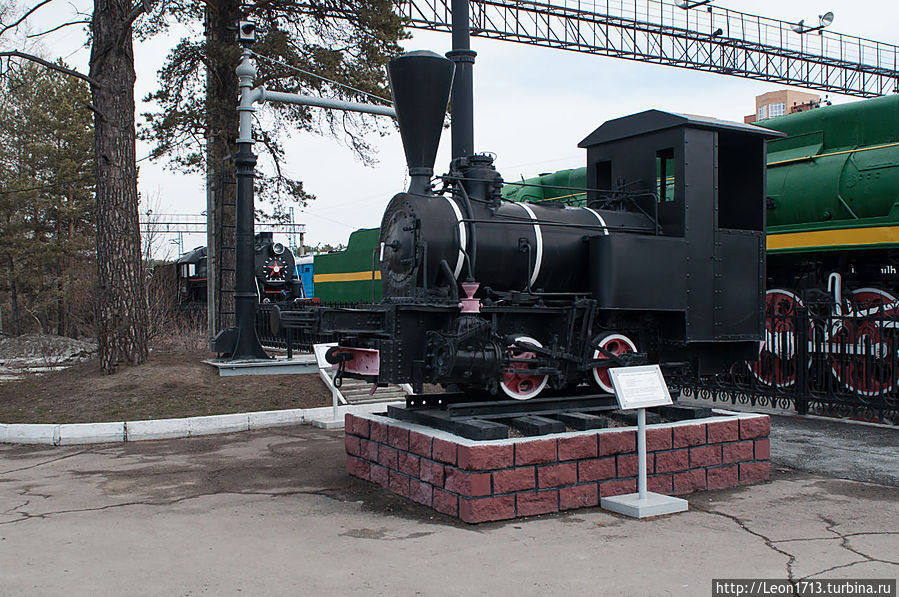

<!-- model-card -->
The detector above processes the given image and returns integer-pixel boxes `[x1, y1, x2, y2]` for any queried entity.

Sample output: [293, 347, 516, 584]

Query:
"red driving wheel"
[590, 333, 637, 393]
[500, 336, 549, 400]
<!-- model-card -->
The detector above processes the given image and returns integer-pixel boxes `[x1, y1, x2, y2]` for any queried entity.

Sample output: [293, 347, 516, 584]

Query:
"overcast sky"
[22, 0, 899, 256]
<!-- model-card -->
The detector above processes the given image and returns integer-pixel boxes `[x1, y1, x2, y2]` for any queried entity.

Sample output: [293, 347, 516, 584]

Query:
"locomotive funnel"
[387, 51, 455, 194]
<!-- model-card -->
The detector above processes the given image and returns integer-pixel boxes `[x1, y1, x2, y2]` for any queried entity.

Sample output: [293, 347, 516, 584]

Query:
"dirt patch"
[0, 348, 331, 424]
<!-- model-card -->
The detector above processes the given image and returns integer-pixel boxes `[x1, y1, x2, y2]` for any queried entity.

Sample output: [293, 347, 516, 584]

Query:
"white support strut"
[517, 203, 543, 289]
[444, 196, 468, 279]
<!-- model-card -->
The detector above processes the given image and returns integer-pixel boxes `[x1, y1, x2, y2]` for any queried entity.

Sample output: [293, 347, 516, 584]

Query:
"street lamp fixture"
[675, 0, 713, 9]
[792, 11, 834, 35]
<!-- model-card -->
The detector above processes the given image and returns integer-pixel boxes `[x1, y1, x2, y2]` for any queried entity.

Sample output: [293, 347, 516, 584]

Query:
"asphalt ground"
[1, 416, 897, 596]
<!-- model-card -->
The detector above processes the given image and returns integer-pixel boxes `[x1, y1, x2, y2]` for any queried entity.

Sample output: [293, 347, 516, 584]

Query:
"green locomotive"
[311, 227, 383, 303]
[497, 94, 899, 395]
[763, 94, 899, 293]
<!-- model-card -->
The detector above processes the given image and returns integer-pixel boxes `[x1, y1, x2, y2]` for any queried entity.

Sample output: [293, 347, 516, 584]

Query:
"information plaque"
[608, 364, 673, 410]
[601, 364, 687, 519]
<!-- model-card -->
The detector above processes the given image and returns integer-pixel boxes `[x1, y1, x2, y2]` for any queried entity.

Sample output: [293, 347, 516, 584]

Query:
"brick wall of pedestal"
[344, 412, 770, 524]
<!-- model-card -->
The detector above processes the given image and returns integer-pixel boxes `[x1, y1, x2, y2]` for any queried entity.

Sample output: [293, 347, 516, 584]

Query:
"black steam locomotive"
[176, 232, 302, 305]
[273, 51, 778, 399]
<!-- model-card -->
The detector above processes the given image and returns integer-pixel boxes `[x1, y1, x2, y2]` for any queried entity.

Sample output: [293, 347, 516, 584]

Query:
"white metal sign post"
[600, 365, 688, 518]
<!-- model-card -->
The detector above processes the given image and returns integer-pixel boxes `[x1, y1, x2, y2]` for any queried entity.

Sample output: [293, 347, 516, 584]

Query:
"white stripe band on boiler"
[517, 203, 543, 289]
[583, 207, 610, 235]
[444, 196, 467, 279]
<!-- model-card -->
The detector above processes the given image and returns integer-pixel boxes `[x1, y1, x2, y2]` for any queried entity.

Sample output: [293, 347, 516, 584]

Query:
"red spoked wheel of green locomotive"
[830, 288, 899, 397]
[500, 336, 549, 400]
[589, 333, 637, 393]
[750, 289, 808, 388]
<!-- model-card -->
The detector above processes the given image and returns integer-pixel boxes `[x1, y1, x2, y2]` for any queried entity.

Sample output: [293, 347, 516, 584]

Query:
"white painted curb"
[247, 409, 305, 430]
[59, 422, 126, 445]
[1, 402, 398, 446]
[6, 423, 59, 445]
[188, 413, 249, 436]
[125, 418, 191, 441]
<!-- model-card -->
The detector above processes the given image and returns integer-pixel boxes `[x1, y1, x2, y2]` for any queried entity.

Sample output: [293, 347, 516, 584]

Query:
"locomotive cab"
[175, 246, 207, 304]
[579, 111, 782, 372]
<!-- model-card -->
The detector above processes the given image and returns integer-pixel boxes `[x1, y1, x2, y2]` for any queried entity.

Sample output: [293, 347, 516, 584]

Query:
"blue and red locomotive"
[175, 232, 304, 306]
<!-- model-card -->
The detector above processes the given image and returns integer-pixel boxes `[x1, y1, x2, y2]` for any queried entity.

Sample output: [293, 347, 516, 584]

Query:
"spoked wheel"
[589, 333, 637, 393]
[831, 288, 899, 397]
[500, 335, 549, 400]
[750, 289, 807, 388]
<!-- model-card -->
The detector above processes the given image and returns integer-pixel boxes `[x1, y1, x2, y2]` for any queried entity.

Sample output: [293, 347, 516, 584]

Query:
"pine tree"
[1, 0, 157, 372]
[0, 62, 95, 337]
[142, 0, 405, 331]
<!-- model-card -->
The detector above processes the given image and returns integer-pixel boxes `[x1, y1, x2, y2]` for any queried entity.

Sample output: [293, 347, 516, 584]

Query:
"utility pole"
[215, 22, 396, 361]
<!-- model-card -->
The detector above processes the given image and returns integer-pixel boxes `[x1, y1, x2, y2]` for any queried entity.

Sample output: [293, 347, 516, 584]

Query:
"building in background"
[744, 89, 822, 123]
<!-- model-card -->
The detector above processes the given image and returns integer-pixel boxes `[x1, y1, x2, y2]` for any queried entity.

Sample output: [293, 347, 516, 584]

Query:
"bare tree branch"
[67, 1, 90, 19]
[25, 19, 90, 39]
[124, 0, 148, 28]
[0, 51, 100, 87]
[0, 0, 56, 37]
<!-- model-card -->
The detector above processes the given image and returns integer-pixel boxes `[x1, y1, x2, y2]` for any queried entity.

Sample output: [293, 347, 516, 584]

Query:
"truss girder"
[399, 0, 899, 97]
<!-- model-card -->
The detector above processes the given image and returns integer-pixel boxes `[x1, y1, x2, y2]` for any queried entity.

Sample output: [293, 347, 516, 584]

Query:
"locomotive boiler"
[273, 50, 780, 399]
[762, 93, 899, 298]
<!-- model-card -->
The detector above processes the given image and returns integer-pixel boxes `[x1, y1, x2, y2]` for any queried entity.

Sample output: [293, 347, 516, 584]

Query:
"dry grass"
[0, 346, 332, 424]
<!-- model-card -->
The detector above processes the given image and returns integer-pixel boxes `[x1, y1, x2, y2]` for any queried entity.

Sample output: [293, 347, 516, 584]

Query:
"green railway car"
[312, 227, 382, 303]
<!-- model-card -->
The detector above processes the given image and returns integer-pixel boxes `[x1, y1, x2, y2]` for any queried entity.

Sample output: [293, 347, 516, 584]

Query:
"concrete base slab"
[601, 492, 688, 518]
[1, 424, 897, 596]
[204, 355, 317, 377]
[311, 418, 344, 430]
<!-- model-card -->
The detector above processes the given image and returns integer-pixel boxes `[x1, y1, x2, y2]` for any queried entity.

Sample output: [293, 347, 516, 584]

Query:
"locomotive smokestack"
[387, 51, 455, 195]
[448, 0, 476, 159]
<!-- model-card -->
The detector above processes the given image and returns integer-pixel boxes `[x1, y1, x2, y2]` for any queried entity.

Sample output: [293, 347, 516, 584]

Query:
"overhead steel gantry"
[397, 0, 899, 97]
[139, 213, 306, 236]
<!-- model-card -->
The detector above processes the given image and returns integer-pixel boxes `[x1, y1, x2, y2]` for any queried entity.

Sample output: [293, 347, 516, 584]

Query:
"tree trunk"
[206, 0, 241, 333]
[7, 256, 20, 336]
[90, 0, 148, 373]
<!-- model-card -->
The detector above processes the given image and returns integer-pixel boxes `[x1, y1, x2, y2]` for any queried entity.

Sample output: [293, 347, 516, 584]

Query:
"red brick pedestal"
[345, 411, 770, 523]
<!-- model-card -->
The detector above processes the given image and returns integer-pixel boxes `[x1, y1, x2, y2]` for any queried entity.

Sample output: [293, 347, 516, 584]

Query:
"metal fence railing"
[675, 294, 899, 422]
[255, 302, 360, 356]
